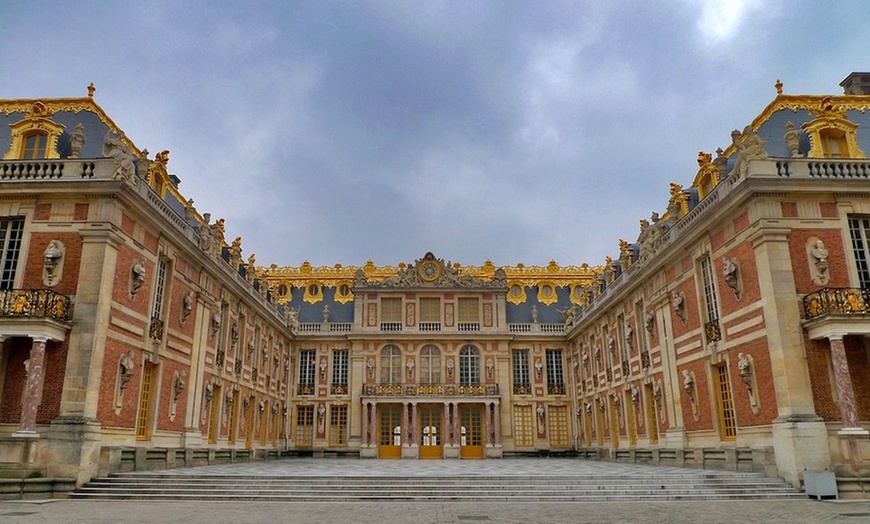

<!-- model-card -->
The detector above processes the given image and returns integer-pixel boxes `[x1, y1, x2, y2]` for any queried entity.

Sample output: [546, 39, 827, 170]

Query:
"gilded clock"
[418, 260, 441, 282]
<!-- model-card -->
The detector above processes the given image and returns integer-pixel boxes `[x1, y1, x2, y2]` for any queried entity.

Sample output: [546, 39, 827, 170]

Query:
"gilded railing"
[149, 317, 164, 341]
[513, 382, 531, 394]
[362, 383, 499, 397]
[547, 383, 566, 395]
[803, 287, 870, 320]
[0, 288, 71, 321]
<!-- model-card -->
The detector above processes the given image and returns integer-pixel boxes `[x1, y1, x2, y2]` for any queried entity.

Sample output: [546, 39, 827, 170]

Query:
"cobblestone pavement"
[0, 499, 866, 523]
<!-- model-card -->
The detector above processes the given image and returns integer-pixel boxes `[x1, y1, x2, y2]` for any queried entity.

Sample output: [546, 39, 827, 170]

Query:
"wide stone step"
[73, 474, 804, 501]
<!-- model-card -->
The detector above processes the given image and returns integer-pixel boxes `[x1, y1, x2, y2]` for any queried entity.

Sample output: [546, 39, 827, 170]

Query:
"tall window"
[381, 297, 402, 322]
[459, 345, 480, 384]
[22, 131, 49, 159]
[296, 405, 314, 446]
[699, 255, 720, 324]
[331, 349, 348, 393]
[419, 345, 441, 384]
[512, 349, 530, 394]
[329, 405, 348, 446]
[548, 406, 569, 447]
[0, 218, 24, 290]
[380, 345, 402, 384]
[513, 405, 534, 446]
[419, 298, 440, 322]
[458, 298, 479, 322]
[298, 349, 316, 394]
[150, 259, 170, 337]
[715, 363, 737, 440]
[545, 349, 564, 394]
[849, 216, 870, 288]
[135, 362, 156, 440]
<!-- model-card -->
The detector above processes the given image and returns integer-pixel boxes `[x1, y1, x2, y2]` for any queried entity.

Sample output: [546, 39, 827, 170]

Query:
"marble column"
[453, 402, 461, 446]
[492, 401, 501, 445]
[402, 402, 409, 447]
[828, 335, 865, 434]
[361, 402, 369, 446]
[443, 402, 452, 445]
[369, 402, 378, 446]
[410, 402, 418, 447]
[17, 337, 49, 434]
[484, 402, 492, 446]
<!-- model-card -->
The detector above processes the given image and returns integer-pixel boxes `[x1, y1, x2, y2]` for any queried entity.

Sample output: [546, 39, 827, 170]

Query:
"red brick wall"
[679, 360, 714, 432]
[98, 340, 140, 428]
[728, 337, 778, 425]
[717, 242, 760, 310]
[113, 244, 152, 315]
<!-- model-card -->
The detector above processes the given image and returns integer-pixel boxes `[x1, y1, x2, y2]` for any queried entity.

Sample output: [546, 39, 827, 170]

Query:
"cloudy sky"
[1, 1, 867, 268]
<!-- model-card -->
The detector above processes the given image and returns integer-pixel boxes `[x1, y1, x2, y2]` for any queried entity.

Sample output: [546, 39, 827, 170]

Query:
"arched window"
[22, 131, 49, 159]
[419, 345, 441, 384]
[380, 345, 402, 384]
[459, 345, 480, 385]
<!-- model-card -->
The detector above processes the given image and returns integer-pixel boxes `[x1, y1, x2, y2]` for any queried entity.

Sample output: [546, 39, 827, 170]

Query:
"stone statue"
[558, 304, 579, 324]
[181, 293, 194, 325]
[198, 213, 213, 252]
[102, 131, 136, 185]
[671, 291, 687, 325]
[531, 305, 538, 323]
[722, 256, 740, 298]
[130, 258, 147, 298]
[784, 121, 801, 157]
[173, 370, 187, 401]
[728, 125, 768, 178]
[322, 305, 330, 323]
[43, 240, 63, 286]
[682, 370, 695, 401]
[810, 240, 830, 285]
[644, 310, 655, 334]
[353, 268, 367, 287]
[118, 351, 135, 393]
[738, 353, 753, 390]
[69, 123, 85, 158]
[283, 306, 300, 333]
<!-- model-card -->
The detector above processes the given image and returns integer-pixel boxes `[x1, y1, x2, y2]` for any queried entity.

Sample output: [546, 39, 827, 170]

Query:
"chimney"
[840, 72, 870, 95]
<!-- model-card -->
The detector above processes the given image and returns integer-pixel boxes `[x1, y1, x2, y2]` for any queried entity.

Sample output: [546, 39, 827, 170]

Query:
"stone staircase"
[73, 471, 805, 502]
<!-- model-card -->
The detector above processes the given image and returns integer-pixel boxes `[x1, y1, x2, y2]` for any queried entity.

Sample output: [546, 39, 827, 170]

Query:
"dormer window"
[819, 129, 848, 158]
[22, 131, 50, 159]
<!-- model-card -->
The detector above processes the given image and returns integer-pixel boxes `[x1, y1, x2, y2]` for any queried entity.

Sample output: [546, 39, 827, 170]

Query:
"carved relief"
[129, 258, 147, 300]
[42, 240, 64, 287]
[283, 306, 300, 333]
[485, 358, 494, 380]
[354, 252, 507, 289]
[807, 238, 830, 286]
[366, 357, 375, 380]
[405, 358, 415, 379]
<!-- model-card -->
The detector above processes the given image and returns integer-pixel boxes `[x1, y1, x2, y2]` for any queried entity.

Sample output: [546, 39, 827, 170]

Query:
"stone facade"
[0, 77, 868, 498]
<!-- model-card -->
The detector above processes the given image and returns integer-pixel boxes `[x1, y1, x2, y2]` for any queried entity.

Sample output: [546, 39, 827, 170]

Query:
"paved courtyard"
[1, 459, 867, 523]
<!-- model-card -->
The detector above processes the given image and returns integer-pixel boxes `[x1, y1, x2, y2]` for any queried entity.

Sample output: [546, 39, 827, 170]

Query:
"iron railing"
[149, 317, 164, 341]
[803, 287, 870, 320]
[0, 288, 71, 321]
[362, 383, 499, 397]
[547, 383, 566, 395]
[513, 382, 531, 394]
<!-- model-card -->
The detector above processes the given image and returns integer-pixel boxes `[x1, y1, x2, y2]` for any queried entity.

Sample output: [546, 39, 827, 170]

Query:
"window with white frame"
[0, 218, 24, 290]
[849, 216, 870, 288]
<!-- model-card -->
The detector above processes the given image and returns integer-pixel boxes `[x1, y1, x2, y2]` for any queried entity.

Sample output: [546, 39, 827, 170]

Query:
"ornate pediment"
[353, 252, 507, 289]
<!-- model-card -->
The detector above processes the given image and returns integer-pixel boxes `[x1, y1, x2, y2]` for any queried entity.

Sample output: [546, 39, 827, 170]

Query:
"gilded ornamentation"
[692, 151, 720, 199]
[2, 101, 65, 160]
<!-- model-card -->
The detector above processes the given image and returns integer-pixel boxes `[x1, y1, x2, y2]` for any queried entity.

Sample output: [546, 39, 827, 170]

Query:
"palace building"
[0, 75, 868, 497]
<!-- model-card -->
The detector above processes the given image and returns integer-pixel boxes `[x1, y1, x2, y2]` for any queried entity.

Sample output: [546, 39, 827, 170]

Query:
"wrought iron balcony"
[547, 383, 566, 395]
[362, 383, 499, 397]
[297, 383, 315, 396]
[704, 319, 722, 343]
[803, 287, 870, 320]
[0, 288, 71, 321]
[331, 383, 348, 395]
[621, 360, 630, 377]
[513, 382, 531, 394]
[640, 350, 651, 369]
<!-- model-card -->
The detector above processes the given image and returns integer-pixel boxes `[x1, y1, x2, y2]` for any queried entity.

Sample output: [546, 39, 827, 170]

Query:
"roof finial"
[88, 82, 96, 98]
[775, 78, 783, 95]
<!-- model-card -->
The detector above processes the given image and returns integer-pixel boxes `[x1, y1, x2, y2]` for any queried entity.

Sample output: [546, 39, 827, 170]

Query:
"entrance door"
[378, 405, 403, 459]
[459, 405, 484, 459]
[419, 405, 443, 459]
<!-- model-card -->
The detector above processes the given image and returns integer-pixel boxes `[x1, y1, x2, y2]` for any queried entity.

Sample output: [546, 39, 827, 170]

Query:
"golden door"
[459, 405, 484, 459]
[378, 405, 403, 459]
[419, 405, 443, 459]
